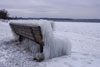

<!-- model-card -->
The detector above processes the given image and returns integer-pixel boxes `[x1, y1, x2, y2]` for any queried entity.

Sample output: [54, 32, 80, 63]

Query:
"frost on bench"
[10, 23, 45, 62]
[9, 20, 71, 62]
[10, 23, 43, 46]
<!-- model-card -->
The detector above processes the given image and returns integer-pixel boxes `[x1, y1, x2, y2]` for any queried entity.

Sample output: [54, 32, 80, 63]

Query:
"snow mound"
[9, 20, 71, 59]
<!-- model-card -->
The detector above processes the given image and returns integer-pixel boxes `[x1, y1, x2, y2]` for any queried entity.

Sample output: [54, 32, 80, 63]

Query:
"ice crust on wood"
[9, 20, 71, 59]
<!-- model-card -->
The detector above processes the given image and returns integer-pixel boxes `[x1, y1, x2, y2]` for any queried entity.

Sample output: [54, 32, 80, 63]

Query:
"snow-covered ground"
[0, 20, 100, 67]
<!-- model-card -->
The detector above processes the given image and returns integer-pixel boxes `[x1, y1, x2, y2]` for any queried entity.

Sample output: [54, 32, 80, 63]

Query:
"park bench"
[10, 22, 44, 61]
[9, 21, 71, 62]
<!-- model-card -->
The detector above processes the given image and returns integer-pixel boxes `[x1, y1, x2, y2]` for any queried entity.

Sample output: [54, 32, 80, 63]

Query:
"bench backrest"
[10, 23, 43, 46]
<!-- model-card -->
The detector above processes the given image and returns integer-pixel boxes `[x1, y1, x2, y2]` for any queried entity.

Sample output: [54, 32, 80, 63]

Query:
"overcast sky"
[0, 0, 100, 19]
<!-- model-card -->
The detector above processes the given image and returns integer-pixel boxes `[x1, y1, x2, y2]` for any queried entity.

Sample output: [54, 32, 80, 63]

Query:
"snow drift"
[9, 20, 71, 60]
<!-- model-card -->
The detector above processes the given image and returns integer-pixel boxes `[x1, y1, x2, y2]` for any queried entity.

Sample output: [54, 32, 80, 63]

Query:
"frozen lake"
[0, 20, 100, 67]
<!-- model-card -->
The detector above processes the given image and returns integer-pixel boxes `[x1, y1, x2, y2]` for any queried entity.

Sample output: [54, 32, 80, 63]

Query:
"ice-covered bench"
[9, 20, 71, 62]
[10, 23, 44, 54]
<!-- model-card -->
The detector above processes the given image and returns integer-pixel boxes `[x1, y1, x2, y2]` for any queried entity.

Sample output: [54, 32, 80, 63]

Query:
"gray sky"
[0, 0, 100, 19]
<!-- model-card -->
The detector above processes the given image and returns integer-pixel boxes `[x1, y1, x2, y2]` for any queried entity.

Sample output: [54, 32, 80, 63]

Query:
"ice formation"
[9, 20, 71, 60]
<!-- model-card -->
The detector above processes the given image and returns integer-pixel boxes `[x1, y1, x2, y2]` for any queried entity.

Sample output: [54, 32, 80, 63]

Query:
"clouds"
[0, 0, 100, 18]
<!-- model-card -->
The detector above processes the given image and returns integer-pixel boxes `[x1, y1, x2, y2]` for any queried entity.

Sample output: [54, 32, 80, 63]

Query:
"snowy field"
[0, 20, 100, 67]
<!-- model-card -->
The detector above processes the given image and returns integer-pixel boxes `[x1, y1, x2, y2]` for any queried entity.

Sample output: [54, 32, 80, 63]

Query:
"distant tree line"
[0, 9, 73, 21]
[0, 9, 21, 20]
[1, 9, 99, 22]
[0, 9, 10, 19]
[0, 9, 73, 20]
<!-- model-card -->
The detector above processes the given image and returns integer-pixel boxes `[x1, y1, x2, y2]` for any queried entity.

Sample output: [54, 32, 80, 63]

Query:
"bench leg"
[34, 45, 44, 62]
[40, 45, 43, 53]
[19, 36, 23, 42]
